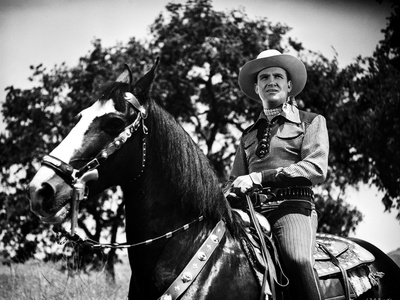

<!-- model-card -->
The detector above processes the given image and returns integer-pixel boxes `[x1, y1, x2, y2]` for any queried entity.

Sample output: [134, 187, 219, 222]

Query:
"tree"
[1, 0, 373, 275]
[149, 0, 294, 179]
[324, 1, 400, 219]
[148, 0, 365, 231]
[0, 38, 153, 280]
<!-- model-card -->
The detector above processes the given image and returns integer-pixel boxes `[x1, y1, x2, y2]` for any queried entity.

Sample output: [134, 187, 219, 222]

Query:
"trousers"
[263, 200, 324, 300]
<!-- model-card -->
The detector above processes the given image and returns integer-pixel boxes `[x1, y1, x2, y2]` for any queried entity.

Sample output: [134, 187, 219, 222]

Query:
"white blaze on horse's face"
[29, 99, 118, 221]
[51, 100, 117, 163]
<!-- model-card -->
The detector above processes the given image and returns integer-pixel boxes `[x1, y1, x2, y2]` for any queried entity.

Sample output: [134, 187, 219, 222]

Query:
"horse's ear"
[134, 57, 160, 96]
[116, 64, 133, 85]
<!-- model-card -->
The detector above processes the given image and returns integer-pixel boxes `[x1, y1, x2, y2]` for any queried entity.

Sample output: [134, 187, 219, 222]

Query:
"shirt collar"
[248, 103, 301, 132]
[281, 103, 301, 124]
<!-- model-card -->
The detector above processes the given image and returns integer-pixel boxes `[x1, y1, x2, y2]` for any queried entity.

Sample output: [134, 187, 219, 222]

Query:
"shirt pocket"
[243, 131, 258, 161]
[275, 123, 304, 154]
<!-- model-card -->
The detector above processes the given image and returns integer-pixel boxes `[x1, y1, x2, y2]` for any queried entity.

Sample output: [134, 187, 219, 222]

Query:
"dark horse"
[29, 61, 400, 299]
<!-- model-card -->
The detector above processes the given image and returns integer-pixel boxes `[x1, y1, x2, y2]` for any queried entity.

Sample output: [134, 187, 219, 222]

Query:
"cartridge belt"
[259, 186, 314, 203]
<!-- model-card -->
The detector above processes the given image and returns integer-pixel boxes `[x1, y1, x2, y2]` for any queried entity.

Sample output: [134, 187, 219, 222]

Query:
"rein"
[54, 215, 204, 249]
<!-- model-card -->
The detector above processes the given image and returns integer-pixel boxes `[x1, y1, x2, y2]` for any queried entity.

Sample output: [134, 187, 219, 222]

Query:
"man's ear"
[287, 80, 293, 92]
[254, 83, 259, 95]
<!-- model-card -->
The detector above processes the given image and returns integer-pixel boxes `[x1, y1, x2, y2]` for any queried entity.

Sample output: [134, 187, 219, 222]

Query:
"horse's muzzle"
[29, 167, 72, 223]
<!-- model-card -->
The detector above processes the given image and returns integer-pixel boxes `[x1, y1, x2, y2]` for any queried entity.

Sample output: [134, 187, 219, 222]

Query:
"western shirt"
[230, 104, 329, 185]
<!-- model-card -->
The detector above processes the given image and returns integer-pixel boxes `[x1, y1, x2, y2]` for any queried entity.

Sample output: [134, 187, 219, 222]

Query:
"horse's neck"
[122, 171, 197, 237]
[122, 182, 219, 296]
[122, 107, 235, 291]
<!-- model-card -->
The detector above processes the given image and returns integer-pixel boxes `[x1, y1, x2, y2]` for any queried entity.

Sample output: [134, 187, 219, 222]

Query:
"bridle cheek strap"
[41, 93, 147, 186]
[76, 110, 146, 180]
[41, 94, 147, 236]
[125, 92, 148, 134]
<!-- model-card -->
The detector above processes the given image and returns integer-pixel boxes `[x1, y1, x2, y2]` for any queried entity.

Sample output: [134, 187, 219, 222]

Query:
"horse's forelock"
[99, 82, 132, 112]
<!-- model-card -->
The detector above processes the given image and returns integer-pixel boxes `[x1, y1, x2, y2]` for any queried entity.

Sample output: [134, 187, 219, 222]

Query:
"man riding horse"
[28, 57, 400, 299]
[229, 49, 329, 299]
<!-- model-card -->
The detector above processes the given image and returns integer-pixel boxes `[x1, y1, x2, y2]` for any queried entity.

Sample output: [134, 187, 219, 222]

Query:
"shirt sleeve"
[229, 137, 249, 179]
[280, 114, 329, 185]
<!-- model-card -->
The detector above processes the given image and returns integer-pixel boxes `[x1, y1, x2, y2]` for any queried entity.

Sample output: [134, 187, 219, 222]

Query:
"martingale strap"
[158, 220, 226, 300]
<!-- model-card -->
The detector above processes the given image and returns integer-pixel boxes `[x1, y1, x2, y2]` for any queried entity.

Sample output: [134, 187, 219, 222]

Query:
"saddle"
[235, 209, 383, 300]
[315, 233, 379, 299]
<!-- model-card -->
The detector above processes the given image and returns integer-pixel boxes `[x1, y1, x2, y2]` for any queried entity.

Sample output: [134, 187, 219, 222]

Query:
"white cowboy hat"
[238, 49, 307, 101]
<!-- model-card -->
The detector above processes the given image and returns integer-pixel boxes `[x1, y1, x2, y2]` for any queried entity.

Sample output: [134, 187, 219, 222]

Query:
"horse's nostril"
[29, 181, 58, 217]
[38, 183, 55, 204]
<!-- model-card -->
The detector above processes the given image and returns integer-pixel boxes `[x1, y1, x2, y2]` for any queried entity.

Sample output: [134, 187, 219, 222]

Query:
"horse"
[29, 60, 400, 300]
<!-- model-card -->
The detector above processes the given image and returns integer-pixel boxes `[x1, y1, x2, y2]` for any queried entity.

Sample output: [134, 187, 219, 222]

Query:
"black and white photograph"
[1, 0, 399, 299]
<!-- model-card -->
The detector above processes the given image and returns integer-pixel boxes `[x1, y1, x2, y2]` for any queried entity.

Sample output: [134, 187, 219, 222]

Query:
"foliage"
[315, 192, 363, 236]
[297, 1, 400, 221]
[2, 0, 398, 277]
[149, 0, 294, 179]
[0, 38, 152, 277]
[147, 0, 367, 230]
[323, 1, 400, 218]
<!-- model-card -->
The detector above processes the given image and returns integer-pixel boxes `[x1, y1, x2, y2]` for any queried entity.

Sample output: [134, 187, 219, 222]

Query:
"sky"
[1, 0, 399, 253]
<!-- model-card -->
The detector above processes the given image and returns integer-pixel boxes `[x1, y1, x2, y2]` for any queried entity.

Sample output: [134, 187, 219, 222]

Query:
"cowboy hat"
[238, 49, 307, 101]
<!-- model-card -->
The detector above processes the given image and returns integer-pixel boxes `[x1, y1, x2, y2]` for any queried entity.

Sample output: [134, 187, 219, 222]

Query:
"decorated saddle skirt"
[314, 233, 378, 299]
[315, 233, 374, 276]
[237, 210, 382, 299]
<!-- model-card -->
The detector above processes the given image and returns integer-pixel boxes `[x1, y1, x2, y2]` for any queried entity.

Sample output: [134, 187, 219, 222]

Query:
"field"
[0, 255, 131, 300]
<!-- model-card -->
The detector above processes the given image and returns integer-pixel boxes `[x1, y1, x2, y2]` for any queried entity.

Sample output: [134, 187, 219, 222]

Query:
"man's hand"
[231, 172, 262, 195]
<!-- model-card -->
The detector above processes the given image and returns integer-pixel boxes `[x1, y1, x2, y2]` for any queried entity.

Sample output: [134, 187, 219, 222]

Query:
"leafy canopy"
[2, 0, 398, 272]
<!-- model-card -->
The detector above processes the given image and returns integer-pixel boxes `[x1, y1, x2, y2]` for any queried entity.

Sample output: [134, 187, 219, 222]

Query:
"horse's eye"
[102, 116, 126, 135]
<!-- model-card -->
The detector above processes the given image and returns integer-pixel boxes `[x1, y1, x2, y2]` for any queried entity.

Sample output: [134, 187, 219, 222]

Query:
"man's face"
[254, 67, 292, 108]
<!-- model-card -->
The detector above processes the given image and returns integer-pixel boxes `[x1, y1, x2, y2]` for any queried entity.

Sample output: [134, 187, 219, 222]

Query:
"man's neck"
[262, 99, 286, 110]
[263, 105, 283, 121]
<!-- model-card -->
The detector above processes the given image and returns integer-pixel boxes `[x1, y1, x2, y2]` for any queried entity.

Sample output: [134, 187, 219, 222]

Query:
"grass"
[0, 255, 131, 300]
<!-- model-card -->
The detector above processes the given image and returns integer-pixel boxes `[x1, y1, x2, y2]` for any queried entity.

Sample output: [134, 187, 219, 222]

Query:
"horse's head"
[28, 60, 158, 224]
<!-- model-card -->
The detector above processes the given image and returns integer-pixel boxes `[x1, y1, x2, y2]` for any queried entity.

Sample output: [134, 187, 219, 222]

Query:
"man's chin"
[261, 95, 286, 106]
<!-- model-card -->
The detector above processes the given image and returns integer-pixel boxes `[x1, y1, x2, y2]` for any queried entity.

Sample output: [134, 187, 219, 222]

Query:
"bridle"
[41, 92, 148, 187]
[41, 92, 148, 236]
[40, 92, 205, 249]
[38, 87, 224, 300]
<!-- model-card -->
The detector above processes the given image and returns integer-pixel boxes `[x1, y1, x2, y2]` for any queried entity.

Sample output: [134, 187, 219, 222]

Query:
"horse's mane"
[146, 100, 233, 223]
[99, 81, 234, 226]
